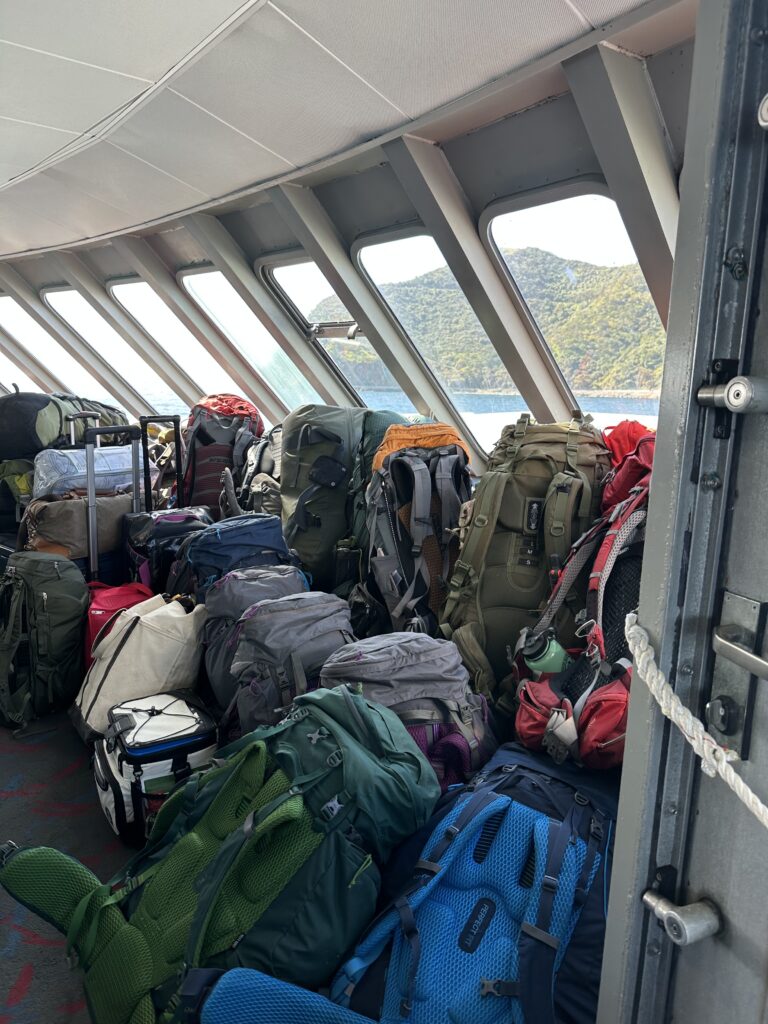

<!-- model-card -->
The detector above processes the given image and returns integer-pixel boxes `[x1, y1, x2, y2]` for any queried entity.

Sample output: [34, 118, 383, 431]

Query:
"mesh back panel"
[202, 969, 371, 1024]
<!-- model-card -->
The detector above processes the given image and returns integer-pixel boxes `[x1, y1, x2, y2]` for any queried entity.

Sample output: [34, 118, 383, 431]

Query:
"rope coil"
[625, 612, 768, 832]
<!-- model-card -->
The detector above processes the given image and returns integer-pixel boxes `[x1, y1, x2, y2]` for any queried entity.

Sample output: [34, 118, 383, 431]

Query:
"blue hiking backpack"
[197, 744, 618, 1024]
[165, 514, 294, 600]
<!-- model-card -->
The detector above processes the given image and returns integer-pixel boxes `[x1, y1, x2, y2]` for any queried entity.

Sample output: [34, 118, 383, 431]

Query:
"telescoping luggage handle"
[66, 411, 101, 446]
[139, 415, 184, 512]
[84, 425, 141, 580]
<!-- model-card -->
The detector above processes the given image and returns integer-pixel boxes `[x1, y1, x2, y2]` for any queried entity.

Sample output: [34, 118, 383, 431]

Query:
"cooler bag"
[94, 691, 217, 845]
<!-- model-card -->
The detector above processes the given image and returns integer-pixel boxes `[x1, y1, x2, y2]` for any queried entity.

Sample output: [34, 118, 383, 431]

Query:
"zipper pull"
[41, 591, 48, 612]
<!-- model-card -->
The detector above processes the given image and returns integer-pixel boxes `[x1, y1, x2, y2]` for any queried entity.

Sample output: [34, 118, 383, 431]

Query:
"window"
[270, 260, 416, 414]
[0, 296, 120, 406]
[489, 194, 664, 429]
[45, 289, 186, 414]
[182, 270, 321, 409]
[0, 349, 40, 394]
[111, 280, 241, 399]
[359, 235, 523, 448]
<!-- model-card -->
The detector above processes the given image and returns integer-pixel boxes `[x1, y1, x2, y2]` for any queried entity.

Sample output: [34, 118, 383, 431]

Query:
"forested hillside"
[310, 248, 665, 394]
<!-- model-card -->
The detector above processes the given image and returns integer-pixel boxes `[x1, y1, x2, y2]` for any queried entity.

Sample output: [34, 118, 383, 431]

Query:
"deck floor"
[0, 714, 126, 1024]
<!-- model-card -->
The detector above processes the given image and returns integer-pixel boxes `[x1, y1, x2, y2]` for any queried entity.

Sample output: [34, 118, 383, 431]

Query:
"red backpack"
[182, 394, 264, 518]
[85, 582, 154, 668]
[514, 434, 655, 769]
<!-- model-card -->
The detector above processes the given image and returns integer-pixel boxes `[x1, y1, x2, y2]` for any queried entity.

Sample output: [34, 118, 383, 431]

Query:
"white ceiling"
[0, 0, 673, 257]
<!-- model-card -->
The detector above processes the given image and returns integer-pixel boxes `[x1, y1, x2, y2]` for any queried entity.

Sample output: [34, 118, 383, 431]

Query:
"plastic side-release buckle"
[176, 968, 226, 1021]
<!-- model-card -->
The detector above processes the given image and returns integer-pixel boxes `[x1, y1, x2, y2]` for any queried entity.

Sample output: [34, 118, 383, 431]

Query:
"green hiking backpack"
[441, 415, 611, 714]
[0, 551, 89, 728]
[0, 685, 439, 1024]
[280, 405, 406, 592]
[0, 391, 128, 461]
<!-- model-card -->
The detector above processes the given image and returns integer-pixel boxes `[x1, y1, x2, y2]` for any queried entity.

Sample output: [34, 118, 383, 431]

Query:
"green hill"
[309, 247, 666, 394]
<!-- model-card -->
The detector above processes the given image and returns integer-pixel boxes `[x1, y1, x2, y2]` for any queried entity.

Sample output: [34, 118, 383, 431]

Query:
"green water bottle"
[522, 629, 572, 675]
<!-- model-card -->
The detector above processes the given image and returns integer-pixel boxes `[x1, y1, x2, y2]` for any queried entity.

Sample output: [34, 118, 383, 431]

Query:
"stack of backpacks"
[0, 390, 656, 1024]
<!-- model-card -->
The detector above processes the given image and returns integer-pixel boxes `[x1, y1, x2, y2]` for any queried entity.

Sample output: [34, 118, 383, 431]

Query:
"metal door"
[598, 0, 768, 1020]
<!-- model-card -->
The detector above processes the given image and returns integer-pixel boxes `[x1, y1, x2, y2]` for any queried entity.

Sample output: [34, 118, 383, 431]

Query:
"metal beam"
[383, 136, 576, 424]
[0, 264, 150, 416]
[564, 44, 679, 326]
[112, 235, 288, 425]
[53, 251, 202, 409]
[269, 182, 487, 464]
[182, 213, 351, 407]
[0, 323, 69, 392]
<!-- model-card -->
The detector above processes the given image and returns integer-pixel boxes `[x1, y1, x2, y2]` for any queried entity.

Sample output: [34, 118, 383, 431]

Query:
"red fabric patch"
[602, 420, 654, 465]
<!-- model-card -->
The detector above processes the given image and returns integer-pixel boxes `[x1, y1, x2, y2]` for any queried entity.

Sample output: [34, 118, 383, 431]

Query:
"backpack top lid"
[320, 633, 470, 697]
[205, 564, 308, 620]
[189, 393, 264, 425]
[372, 422, 470, 472]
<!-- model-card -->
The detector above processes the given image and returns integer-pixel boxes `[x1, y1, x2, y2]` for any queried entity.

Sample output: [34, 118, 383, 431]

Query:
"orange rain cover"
[372, 423, 470, 471]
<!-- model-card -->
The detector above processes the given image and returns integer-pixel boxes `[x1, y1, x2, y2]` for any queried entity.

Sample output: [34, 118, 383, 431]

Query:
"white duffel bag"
[94, 690, 217, 844]
[72, 595, 207, 742]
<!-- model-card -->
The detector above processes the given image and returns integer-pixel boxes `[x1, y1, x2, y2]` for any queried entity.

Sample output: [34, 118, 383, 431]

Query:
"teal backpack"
[0, 685, 440, 1024]
[0, 551, 89, 728]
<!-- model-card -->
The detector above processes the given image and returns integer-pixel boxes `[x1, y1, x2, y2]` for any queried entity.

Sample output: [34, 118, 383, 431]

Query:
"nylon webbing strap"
[0, 577, 27, 726]
[594, 508, 647, 630]
[442, 469, 507, 623]
[533, 532, 602, 636]
[395, 897, 422, 1016]
[517, 815, 573, 1024]
[389, 455, 433, 623]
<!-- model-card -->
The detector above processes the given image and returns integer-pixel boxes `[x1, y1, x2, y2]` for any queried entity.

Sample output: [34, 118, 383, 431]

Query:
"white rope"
[625, 611, 768, 832]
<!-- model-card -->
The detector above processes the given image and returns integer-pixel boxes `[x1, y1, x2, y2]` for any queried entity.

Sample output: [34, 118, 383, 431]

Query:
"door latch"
[642, 891, 722, 946]
[697, 375, 768, 415]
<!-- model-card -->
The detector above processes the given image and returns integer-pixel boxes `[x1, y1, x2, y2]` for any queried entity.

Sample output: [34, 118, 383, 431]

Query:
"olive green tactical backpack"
[441, 415, 611, 714]
[0, 686, 439, 1024]
[0, 551, 89, 728]
[281, 405, 406, 592]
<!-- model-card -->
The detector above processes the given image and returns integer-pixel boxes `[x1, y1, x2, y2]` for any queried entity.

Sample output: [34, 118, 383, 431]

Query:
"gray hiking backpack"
[280, 405, 406, 592]
[364, 436, 472, 635]
[0, 552, 89, 728]
[230, 591, 355, 732]
[320, 632, 497, 790]
[441, 415, 611, 713]
[203, 565, 310, 710]
[220, 424, 283, 519]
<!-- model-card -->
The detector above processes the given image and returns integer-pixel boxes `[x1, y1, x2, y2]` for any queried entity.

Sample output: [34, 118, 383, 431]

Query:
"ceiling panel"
[0, 119, 78, 184]
[44, 143, 207, 223]
[269, 0, 587, 117]
[0, 198, 73, 255]
[172, 4, 405, 167]
[574, 0, 652, 25]
[0, 172, 127, 238]
[110, 90, 293, 198]
[0, 42, 145, 133]
[0, 0, 248, 80]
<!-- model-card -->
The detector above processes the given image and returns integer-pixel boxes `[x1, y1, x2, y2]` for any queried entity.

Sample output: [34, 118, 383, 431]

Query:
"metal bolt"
[725, 246, 748, 280]
[679, 662, 693, 676]
[713, 360, 724, 373]
[700, 472, 722, 491]
[714, 424, 727, 438]
[751, 27, 768, 44]
[666, 802, 679, 815]
[759, 93, 768, 129]
[705, 695, 738, 735]
[647, 941, 662, 957]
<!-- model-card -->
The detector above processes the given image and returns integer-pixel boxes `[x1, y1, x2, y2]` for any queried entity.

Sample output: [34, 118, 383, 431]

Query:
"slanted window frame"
[177, 263, 356, 412]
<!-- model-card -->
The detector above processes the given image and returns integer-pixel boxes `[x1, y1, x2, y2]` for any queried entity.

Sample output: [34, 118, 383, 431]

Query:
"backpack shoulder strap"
[385, 453, 434, 626]
[0, 572, 30, 726]
[442, 469, 507, 626]
[586, 487, 649, 658]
